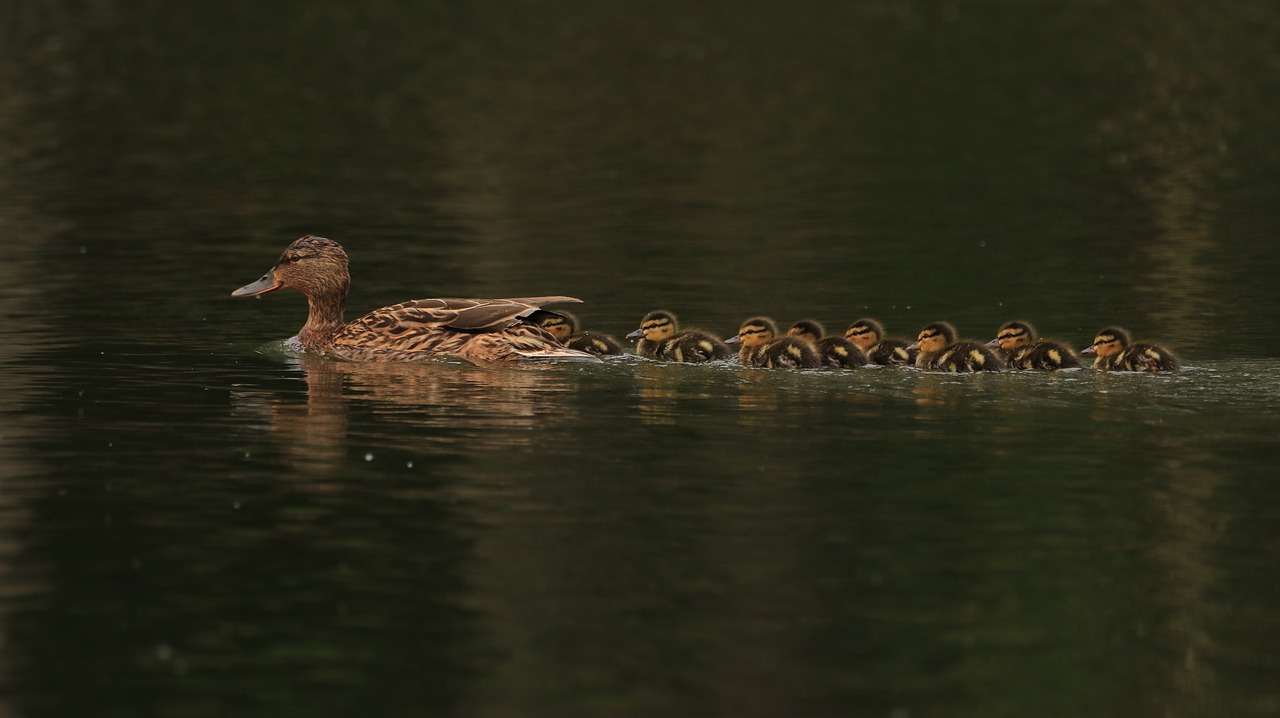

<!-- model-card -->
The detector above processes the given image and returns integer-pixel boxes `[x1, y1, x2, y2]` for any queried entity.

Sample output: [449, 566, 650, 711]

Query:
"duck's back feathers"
[816, 336, 869, 368]
[658, 331, 732, 363]
[1007, 341, 1081, 370]
[924, 341, 1005, 372]
[752, 336, 823, 369]
[565, 332, 625, 357]
[867, 338, 915, 366]
[1117, 343, 1181, 373]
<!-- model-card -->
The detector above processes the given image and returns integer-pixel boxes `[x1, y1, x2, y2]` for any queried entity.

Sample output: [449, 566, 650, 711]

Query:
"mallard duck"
[843, 318, 917, 366]
[727, 316, 822, 369]
[624, 310, 731, 362]
[1081, 326, 1181, 373]
[907, 321, 1004, 372]
[231, 235, 599, 363]
[536, 310, 624, 357]
[987, 320, 1082, 370]
[788, 319, 868, 368]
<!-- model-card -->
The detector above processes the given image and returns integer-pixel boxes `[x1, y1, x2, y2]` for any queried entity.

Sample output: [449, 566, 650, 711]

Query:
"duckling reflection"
[239, 355, 582, 474]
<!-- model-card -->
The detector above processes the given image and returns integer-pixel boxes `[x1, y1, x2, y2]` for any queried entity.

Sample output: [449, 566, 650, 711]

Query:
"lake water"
[2, 2, 1279, 716]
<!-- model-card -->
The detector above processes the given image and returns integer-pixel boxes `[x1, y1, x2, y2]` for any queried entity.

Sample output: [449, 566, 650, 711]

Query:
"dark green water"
[3, 2, 1280, 716]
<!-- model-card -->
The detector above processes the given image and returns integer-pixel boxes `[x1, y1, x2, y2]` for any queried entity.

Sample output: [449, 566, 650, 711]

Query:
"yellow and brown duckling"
[232, 235, 599, 363]
[536, 310, 624, 357]
[987, 320, 1081, 371]
[727, 316, 823, 369]
[1081, 326, 1181, 373]
[625, 310, 732, 363]
[788, 319, 868, 368]
[907, 321, 1005, 372]
[843, 318, 917, 366]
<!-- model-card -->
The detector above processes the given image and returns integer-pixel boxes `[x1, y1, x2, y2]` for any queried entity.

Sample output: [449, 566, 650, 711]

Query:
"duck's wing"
[368, 296, 583, 332]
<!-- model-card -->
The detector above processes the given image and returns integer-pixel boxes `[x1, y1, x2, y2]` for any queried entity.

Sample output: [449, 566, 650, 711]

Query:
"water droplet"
[364, 452, 374, 462]
[232, 501, 241, 510]
[406, 461, 414, 468]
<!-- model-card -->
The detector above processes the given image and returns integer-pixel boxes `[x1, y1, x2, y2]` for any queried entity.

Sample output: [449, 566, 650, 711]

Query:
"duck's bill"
[724, 335, 742, 345]
[624, 329, 644, 340]
[905, 342, 920, 351]
[985, 338, 1000, 347]
[1080, 346, 1096, 354]
[231, 273, 282, 297]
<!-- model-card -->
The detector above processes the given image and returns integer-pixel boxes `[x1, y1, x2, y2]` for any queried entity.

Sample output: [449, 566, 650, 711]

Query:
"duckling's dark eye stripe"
[921, 331, 940, 339]
[1094, 337, 1117, 346]
[999, 330, 1025, 340]
[847, 328, 871, 336]
[642, 321, 668, 331]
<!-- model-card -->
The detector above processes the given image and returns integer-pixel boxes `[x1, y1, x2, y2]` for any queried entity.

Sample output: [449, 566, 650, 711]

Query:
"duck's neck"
[296, 289, 348, 349]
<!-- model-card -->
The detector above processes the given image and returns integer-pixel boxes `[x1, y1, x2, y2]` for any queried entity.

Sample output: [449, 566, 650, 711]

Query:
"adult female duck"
[232, 235, 598, 363]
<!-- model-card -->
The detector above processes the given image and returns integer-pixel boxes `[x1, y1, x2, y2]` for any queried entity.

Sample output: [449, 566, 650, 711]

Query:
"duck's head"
[726, 316, 778, 347]
[844, 318, 885, 350]
[787, 319, 825, 344]
[538, 311, 580, 342]
[989, 320, 1036, 352]
[907, 322, 957, 353]
[626, 310, 678, 342]
[1081, 326, 1130, 357]
[232, 235, 350, 299]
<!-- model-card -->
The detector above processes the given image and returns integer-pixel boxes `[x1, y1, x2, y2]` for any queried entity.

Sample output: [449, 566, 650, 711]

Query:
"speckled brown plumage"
[788, 320, 867, 368]
[844, 318, 917, 366]
[537, 311, 624, 357]
[989, 320, 1081, 371]
[626, 310, 731, 362]
[232, 235, 599, 363]
[728, 317, 822, 369]
[909, 321, 1005, 373]
[1082, 326, 1180, 373]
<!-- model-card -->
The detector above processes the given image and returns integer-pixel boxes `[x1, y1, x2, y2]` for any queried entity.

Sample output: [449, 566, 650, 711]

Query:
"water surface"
[2, 1, 1279, 717]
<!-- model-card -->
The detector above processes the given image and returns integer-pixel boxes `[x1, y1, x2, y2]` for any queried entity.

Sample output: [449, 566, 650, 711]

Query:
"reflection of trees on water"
[1095, 3, 1255, 349]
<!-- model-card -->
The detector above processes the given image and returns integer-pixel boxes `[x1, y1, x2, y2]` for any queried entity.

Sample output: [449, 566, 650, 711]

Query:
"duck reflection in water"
[236, 355, 581, 475]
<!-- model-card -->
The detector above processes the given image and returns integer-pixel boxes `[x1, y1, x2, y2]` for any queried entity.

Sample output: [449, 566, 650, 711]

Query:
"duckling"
[843, 318, 917, 366]
[231, 235, 598, 363]
[536, 310, 623, 357]
[907, 322, 1005, 372]
[727, 316, 823, 369]
[788, 319, 868, 368]
[1081, 326, 1181, 373]
[987, 320, 1081, 371]
[624, 310, 731, 363]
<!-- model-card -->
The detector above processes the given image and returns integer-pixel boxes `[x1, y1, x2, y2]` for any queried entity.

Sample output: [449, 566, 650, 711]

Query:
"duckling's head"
[727, 316, 778, 348]
[233, 235, 350, 299]
[1082, 326, 1131, 357]
[990, 320, 1037, 352]
[909, 322, 957, 354]
[537, 311, 579, 342]
[787, 319, 826, 344]
[626, 310, 678, 342]
[844, 318, 885, 350]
